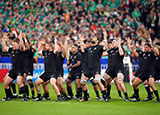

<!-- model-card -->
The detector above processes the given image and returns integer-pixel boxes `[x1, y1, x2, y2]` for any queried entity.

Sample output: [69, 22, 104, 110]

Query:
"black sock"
[124, 92, 128, 98]
[32, 91, 35, 97]
[107, 85, 111, 97]
[76, 91, 79, 98]
[154, 90, 159, 99]
[5, 88, 12, 98]
[78, 87, 82, 98]
[11, 83, 16, 94]
[134, 88, 139, 98]
[63, 93, 67, 97]
[20, 86, 26, 98]
[67, 86, 73, 97]
[19, 89, 22, 95]
[145, 85, 151, 98]
[83, 90, 88, 100]
[45, 93, 49, 97]
[37, 94, 41, 98]
[118, 91, 122, 97]
[8, 86, 13, 97]
[101, 90, 107, 99]
[25, 85, 29, 96]
[57, 95, 61, 100]
[96, 91, 100, 97]
[60, 91, 63, 96]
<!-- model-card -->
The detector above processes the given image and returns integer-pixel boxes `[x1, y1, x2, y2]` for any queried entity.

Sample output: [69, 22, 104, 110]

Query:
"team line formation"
[2, 30, 160, 103]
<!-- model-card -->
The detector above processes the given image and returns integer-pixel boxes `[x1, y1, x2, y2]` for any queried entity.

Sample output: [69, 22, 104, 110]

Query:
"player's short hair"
[73, 43, 79, 48]
[12, 38, 20, 44]
[145, 43, 151, 48]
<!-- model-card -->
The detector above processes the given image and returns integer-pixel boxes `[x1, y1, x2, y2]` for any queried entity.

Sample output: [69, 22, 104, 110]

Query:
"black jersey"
[155, 55, 160, 69]
[69, 52, 82, 72]
[42, 50, 57, 73]
[140, 51, 156, 72]
[107, 47, 124, 68]
[24, 48, 34, 63]
[85, 45, 104, 69]
[56, 52, 65, 71]
[137, 50, 144, 69]
[107, 48, 114, 68]
[9, 48, 23, 70]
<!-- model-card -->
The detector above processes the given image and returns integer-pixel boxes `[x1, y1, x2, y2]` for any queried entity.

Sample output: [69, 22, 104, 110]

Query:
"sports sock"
[118, 90, 122, 97]
[106, 85, 111, 97]
[5, 88, 12, 98]
[101, 90, 107, 99]
[78, 87, 82, 98]
[67, 86, 73, 97]
[25, 85, 29, 96]
[154, 90, 159, 99]
[20, 86, 26, 98]
[145, 85, 151, 98]
[96, 91, 100, 97]
[11, 83, 16, 94]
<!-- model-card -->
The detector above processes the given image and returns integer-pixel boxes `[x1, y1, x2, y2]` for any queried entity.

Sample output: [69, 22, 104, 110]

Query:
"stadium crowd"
[0, 0, 160, 60]
[0, 0, 160, 102]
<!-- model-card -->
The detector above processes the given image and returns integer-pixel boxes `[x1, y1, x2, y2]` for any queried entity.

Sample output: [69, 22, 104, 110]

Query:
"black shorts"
[105, 66, 124, 79]
[8, 69, 23, 80]
[23, 62, 33, 76]
[84, 68, 100, 79]
[68, 71, 81, 81]
[134, 68, 142, 77]
[57, 69, 64, 78]
[39, 72, 57, 82]
[138, 71, 154, 82]
[81, 63, 87, 73]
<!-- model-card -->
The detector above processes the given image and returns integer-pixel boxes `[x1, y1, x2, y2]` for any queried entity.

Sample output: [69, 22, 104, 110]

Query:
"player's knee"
[80, 78, 87, 86]
[132, 83, 137, 88]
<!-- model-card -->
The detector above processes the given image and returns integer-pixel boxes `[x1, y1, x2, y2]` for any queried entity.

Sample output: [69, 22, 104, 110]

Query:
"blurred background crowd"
[0, 0, 160, 64]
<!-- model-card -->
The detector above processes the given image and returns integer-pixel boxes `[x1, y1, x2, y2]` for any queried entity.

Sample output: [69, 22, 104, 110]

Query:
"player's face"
[112, 41, 118, 48]
[72, 45, 78, 53]
[12, 42, 19, 50]
[144, 45, 151, 52]
[86, 42, 91, 47]
[45, 44, 50, 51]
[108, 43, 113, 49]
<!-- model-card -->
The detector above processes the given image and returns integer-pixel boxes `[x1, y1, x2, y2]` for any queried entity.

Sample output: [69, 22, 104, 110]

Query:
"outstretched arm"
[118, 38, 124, 56]
[2, 34, 9, 52]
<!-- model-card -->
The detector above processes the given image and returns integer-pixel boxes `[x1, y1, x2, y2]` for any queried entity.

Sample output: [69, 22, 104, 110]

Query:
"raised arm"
[118, 38, 124, 56]
[19, 31, 25, 51]
[129, 41, 139, 57]
[2, 34, 9, 52]
[23, 33, 30, 50]
[103, 30, 108, 51]
[149, 38, 159, 56]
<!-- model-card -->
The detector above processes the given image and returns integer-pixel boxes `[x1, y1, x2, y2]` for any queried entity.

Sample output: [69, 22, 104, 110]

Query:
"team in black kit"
[1, 30, 160, 103]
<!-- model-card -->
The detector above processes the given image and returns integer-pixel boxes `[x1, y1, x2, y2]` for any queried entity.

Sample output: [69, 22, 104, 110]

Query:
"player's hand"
[118, 37, 122, 45]
[103, 30, 107, 39]
[78, 34, 84, 41]
[66, 35, 70, 41]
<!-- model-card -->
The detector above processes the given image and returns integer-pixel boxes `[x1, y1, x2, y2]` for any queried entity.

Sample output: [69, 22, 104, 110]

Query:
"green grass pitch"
[0, 82, 160, 115]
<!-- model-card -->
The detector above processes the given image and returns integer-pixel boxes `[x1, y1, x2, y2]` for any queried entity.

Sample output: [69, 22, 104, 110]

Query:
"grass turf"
[0, 82, 160, 115]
